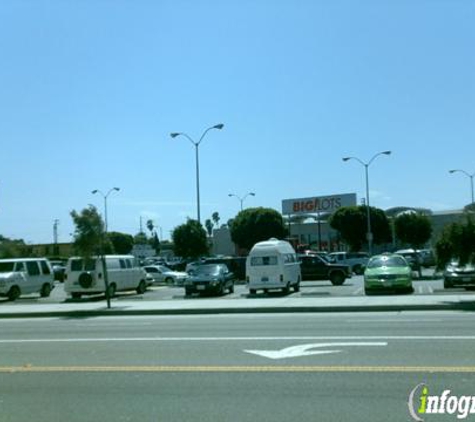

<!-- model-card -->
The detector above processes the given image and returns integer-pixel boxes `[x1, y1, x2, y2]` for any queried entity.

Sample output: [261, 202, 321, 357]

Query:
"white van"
[0, 258, 55, 301]
[246, 238, 301, 294]
[64, 255, 148, 299]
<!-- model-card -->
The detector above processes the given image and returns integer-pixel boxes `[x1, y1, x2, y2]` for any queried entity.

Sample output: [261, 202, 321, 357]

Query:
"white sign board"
[282, 193, 357, 215]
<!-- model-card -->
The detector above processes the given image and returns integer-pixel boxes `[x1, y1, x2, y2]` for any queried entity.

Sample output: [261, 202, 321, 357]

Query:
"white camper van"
[0, 258, 55, 301]
[64, 255, 148, 299]
[246, 238, 301, 294]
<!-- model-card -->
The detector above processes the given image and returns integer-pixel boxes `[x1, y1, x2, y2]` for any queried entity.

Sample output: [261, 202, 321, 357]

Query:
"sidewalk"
[1, 293, 475, 318]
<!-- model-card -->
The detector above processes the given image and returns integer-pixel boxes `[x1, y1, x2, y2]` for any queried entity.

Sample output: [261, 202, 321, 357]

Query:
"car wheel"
[8, 286, 21, 301]
[229, 283, 234, 294]
[185, 288, 193, 297]
[218, 283, 225, 296]
[443, 279, 453, 289]
[364, 288, 374, 296]
[330, 272, 345, 286]
[136, 280, 146, 294]
[40, 283, 52, 298]
[293, 282, 300, 292]
[71, 292, 82, 299]
[165, 277, 173, 285]
[282, 283, 290, 295]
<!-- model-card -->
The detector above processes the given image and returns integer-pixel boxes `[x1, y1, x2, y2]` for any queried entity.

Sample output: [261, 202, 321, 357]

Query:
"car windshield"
[194, 265, 221, 276]
[367, 256, 407, 268]
[158, 265, 172, 272]
[0, 262, 15, 273]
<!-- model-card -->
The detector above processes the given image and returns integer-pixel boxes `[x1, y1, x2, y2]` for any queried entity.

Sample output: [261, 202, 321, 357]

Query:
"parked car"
[394, 249, 422, 271]
[143, 265, 188, 286]
[246, 239, 301, 295]
[64, 255, 148, 299]
[364, 253, 413, 295]
[443, 260, 475, 289]
[327, 251, 369, 275]
[50, 260, 66, 282]
[0, 258, 55, 301]
[418, 249, 436, 268]
[298, 253, 351, 285]
[184, 263, 235, 296]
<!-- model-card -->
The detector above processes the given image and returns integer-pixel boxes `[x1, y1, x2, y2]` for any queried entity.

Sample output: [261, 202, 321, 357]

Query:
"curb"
[1, 301, 475, 319]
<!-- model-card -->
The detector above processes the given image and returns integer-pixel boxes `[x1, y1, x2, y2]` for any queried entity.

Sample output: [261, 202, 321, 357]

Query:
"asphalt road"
[1, 311, 475, 421]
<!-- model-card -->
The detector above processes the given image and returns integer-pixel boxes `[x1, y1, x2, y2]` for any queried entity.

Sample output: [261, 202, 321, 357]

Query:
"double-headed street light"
[91, 187, 120, 233]
[449, 169, 475, 206]
[228, 192, 255, 211]
[171, 123, 224, 224]
[342, 151, 391, 255]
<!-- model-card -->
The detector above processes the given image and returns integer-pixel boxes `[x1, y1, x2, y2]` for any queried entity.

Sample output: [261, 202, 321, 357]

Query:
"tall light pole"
[228, 192, 255, 211]
[91, 187, 120, 233]
[342, 151, 391, 255]
[171, 123, 224, 224]
[449, 169, 475, 206]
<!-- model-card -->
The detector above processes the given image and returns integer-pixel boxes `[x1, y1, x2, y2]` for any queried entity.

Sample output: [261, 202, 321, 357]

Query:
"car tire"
[40, 283, 52, 298]
[165, 277, 173, 285]
[8, 286, 21, 301]
[443, 279, 453, 289]
[185, 288, 193, 297]
[78, 272, 93, 289]
[229, 283, 234, 294]
[136, 280, 147, 295]
[364, 288, 374, 296]
[71, 292, 82, 299]
[293, 282, 300, 292]
[330, 271, 345, 286]
[282, 283, 290, 295]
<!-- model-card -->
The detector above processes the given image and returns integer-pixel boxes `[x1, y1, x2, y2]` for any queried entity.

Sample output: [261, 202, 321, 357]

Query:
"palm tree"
[212, 212, 220, 228]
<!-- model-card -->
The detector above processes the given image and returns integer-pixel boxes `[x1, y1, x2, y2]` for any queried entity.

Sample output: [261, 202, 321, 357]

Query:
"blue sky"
[0, 0, 474, 244]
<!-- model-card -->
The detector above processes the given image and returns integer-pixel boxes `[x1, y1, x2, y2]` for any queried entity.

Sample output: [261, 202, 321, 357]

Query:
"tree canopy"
[394, 212, 432, 249]
[436, 214, 475, 268]
[172, 219, 209, 259]
[70, 205, 111, 256]
[230, 207, 286, 252]
[107, 231, 134, 254]
[329, 206, 391, 251]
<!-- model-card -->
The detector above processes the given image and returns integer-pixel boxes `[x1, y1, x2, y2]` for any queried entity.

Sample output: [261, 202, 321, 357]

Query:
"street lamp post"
[228, 192, 255, 211]
[171, 123, 224, 224]
[92, 187, 120, 233]
[449, 169, 475, 206]
[342, 151, 391, 255]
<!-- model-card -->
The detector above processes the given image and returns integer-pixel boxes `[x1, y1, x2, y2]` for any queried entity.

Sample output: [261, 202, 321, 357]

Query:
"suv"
[298, 254, 352, 285]
[328, 251, 369, 275]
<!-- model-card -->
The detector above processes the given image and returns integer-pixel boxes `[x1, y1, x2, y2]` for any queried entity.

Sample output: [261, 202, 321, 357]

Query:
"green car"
[364, 254, 414, 295]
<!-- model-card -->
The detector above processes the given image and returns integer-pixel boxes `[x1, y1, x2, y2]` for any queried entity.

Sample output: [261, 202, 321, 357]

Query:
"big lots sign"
[282, 193, 357, 215]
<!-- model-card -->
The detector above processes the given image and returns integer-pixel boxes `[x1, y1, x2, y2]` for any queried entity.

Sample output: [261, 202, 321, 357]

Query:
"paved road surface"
[1, 311, 475, 421]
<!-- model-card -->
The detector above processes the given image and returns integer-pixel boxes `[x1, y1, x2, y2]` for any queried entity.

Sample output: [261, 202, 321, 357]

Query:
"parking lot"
[1, 268, 472, 306]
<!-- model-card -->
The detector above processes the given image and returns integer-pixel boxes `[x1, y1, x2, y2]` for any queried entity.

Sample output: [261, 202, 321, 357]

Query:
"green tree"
[394, 212, 432, 249]
[0, 236, 30, 258]
[230, 207, 286, 252]
[436, 215, 475, 269]
[134, 231, 148, 244]
[70, 205, 111, 256]
[107, 231, 134, 254]
[172, 219, 209, 259]
[212, 211, 220, 228]
[204, 219, 213, 237]
[329, 206, 391, 251]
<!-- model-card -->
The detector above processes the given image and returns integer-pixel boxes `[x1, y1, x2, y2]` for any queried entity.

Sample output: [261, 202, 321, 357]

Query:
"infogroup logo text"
[408, 383, 475, 420]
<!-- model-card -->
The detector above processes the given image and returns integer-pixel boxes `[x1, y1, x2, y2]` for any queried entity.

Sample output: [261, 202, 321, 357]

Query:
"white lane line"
[2, 336, 475, 344]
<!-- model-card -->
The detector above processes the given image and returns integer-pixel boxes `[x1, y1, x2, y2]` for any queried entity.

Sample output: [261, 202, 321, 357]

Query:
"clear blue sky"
[1, 0, 474, 244]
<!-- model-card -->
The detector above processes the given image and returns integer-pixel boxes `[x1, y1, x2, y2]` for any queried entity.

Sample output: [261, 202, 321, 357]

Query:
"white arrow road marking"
[244, 342, 388, 359]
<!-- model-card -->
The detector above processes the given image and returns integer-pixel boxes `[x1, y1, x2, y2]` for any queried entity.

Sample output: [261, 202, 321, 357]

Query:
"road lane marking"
[3, 335, 475, 343]
[244, 342, 387, 359]
[2, 365, 475, 373]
